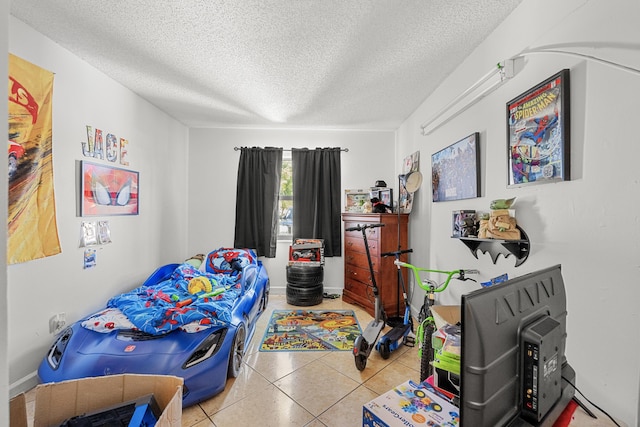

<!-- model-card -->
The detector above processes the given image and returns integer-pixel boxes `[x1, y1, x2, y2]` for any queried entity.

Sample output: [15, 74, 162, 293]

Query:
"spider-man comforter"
[105, 263, 241, 335]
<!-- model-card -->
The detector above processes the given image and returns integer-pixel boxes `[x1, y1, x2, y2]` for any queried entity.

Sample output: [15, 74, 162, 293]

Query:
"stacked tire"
[286, 264, 324, 306]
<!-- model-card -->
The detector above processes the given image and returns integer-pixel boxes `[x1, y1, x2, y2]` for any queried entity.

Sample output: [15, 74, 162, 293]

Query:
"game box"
[363, 380, 459, 427]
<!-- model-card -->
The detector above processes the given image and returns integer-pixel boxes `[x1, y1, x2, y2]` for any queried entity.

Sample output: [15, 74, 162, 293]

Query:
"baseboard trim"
[10, 370, 38, 397]
[271, 286, 343, 296]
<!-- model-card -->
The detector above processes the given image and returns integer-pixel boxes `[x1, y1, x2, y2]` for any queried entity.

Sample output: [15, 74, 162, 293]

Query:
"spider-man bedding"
[84, 248, 256, 335]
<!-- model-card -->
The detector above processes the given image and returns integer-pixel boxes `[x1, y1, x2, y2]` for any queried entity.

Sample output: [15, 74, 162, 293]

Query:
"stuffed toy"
[371, 197, 392, 213]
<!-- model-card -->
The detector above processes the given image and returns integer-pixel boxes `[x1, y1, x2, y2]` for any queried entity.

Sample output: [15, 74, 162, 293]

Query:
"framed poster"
[507, 69, 570, 187]
[431, 132, 480, 202]
[80, 161, 139, 216]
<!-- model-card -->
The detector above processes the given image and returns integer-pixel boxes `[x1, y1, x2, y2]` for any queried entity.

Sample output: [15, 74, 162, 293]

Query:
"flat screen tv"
[460, 264, 575, 426]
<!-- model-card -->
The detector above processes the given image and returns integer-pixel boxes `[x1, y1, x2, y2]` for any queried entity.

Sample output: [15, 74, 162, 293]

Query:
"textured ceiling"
[10, 0, 523, 129]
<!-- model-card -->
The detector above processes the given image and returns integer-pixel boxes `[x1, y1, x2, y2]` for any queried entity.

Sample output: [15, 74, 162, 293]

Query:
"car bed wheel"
[228, 323, 246, 378]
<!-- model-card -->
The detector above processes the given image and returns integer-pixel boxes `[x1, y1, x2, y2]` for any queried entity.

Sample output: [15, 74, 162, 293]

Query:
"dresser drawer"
[345, 250, 379, 272]
[344, 277, 374, 303]
[344, 235, 379, 257]
[345, 263, 380, 286]
[344, 222, 380, 241]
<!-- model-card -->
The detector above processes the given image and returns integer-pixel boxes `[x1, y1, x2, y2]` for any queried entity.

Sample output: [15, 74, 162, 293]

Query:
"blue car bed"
[38, 248, 270, 407]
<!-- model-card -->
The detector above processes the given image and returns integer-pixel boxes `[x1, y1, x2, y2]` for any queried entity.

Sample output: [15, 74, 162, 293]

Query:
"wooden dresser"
[342, 213, 409, 318]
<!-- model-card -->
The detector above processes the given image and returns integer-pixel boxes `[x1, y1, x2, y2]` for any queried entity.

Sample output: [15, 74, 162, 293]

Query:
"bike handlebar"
[345, 223, 384, 232]
[381, 249, 413, 257]
[394, 260, 479, 293]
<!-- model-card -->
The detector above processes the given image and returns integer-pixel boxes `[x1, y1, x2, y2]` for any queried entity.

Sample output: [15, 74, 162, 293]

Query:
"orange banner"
[8, 54, 61, 264]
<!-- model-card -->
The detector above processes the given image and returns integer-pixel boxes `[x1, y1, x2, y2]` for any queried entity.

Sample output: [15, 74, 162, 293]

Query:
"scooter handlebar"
[345, 223, 384, 232]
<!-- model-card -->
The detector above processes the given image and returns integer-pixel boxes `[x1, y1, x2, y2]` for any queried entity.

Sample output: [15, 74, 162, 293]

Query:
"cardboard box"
[431, 305, 460, 330]
[363, 380, 459, 427]
[10, 374, 183, 427]
[9, 393, 27, 427]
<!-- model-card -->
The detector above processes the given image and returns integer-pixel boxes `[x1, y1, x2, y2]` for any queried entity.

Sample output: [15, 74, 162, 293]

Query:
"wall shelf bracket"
[456, 225, 529, 267]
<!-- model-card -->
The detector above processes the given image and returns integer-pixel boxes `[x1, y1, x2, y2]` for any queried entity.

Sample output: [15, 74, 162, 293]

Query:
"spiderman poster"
[81, 161, 139, 216]
[507, 69, 570, 187]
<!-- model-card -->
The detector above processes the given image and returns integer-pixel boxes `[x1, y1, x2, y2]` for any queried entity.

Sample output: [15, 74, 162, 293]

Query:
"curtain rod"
[234, 146, 348, 152]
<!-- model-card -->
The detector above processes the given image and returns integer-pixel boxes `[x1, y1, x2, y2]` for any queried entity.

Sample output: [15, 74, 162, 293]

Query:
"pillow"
[201, 248, 256, 274]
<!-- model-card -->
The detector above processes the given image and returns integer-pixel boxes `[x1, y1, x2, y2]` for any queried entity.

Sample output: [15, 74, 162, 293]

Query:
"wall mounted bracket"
[456, 225, 529, 267]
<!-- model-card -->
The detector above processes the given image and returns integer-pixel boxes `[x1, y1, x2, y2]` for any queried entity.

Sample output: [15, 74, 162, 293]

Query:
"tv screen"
[460, 264, 574, 426]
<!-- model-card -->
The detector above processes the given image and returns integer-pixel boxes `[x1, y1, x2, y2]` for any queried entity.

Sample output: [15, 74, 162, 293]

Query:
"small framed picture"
[452, 210, 476, 238]
[80, 161, 139, 216]
[379, 189, 393, 210]
[507, 69, 570, 187]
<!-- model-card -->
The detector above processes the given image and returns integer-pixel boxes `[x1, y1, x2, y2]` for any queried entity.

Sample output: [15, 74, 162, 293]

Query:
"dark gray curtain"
[292, 148, 342, 257]
[234, 147, 283, 258]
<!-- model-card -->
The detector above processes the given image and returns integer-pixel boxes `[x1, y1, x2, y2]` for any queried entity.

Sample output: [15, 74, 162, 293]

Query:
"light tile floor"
[23, 294, 422, 427]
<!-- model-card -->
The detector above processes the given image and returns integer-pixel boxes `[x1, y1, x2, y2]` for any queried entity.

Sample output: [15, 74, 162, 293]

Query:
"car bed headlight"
[182, 328, 227, 369]
[46, 327, 73, 370]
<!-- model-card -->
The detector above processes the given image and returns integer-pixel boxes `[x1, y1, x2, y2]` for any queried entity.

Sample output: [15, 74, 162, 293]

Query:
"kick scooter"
[347, 222, 386, 371]
[375, 248, 415, 359]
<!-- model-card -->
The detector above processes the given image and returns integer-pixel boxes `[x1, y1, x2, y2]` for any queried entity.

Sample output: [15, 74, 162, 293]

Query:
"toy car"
[38, 248, 270, 407]
[291, 249, 318, 261]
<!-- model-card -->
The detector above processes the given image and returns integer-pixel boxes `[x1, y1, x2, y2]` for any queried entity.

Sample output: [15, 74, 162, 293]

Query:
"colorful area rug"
[259, 309, 361, 352]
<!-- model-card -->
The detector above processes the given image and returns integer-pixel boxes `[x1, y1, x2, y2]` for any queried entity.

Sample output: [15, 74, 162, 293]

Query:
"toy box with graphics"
[289, 238, 325, 266]
[363, 380, 459, 427]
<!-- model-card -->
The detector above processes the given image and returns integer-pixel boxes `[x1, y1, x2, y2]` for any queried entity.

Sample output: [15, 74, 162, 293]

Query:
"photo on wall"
[431, 133, 480, 202]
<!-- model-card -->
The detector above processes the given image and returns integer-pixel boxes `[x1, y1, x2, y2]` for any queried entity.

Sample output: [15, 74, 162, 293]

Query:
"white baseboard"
[10, 370, 38, 397]
[270, 285, 343, 296]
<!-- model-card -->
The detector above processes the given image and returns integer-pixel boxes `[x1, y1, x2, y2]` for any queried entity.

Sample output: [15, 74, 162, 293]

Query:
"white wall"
[188, 127, 396, 294]
[1, 0, 9, 424]
[397, 0, 640, 425]
[7, 17, 190, 394]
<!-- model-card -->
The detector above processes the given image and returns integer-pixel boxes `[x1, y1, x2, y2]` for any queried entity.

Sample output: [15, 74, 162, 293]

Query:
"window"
[278, 157, 293, 240]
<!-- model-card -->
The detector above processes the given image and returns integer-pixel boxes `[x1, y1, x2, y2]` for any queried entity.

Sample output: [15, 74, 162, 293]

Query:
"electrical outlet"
[49, 313, 66, 334]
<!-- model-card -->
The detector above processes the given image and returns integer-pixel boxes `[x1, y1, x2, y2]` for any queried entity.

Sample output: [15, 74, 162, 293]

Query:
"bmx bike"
[394, 260, 478, 382]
